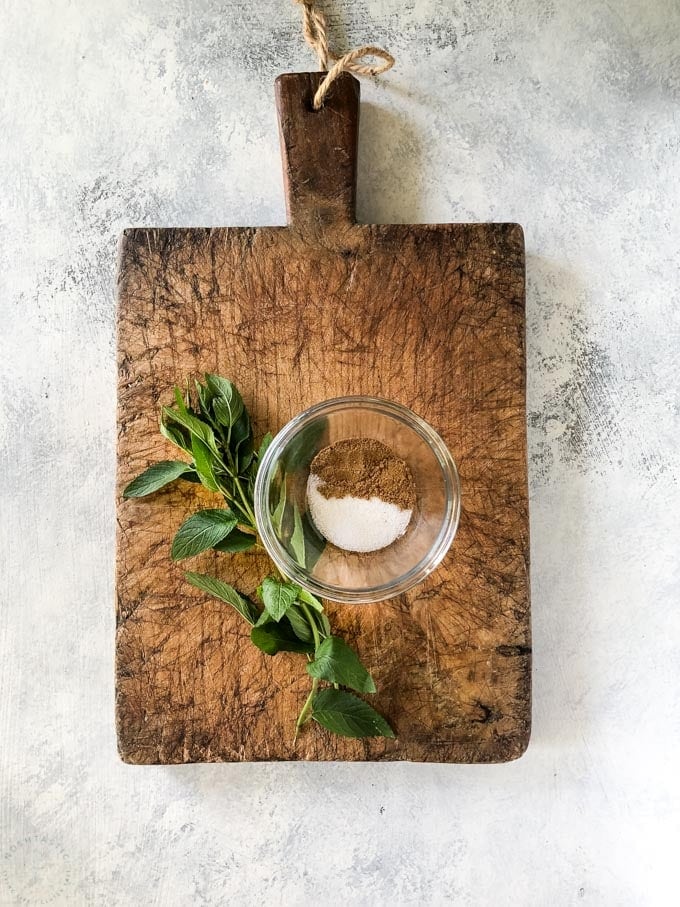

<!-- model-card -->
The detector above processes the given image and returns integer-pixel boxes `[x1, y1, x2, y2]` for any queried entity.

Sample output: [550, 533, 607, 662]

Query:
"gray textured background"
[1, 0, 679, 904]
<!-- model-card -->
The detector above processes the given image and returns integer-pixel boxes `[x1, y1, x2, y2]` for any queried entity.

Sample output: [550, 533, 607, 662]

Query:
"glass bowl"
[254, 397, 461, 603]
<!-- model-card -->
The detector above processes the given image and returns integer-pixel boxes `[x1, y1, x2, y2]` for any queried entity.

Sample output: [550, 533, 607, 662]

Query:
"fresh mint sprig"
[123, 374, 394, 742]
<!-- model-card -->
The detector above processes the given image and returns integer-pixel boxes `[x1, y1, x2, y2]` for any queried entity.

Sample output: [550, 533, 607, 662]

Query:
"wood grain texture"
[116, 72, 530, 764]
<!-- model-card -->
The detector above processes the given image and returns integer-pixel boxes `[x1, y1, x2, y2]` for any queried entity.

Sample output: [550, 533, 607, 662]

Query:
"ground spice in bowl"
[306, 439, 417, 553]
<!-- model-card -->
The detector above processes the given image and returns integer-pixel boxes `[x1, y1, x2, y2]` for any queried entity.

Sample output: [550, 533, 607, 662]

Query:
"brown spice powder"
[310, 438, 416, 510]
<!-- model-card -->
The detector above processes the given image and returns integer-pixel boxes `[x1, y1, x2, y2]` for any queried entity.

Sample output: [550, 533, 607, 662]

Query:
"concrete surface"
[1, 0, 679, 904]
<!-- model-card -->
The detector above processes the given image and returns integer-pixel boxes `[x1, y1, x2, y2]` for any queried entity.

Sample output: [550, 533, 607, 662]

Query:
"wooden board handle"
[275, 72, 359, 230]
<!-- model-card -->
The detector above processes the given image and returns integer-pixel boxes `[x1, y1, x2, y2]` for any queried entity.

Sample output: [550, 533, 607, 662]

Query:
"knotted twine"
[293, 0, 395, 109]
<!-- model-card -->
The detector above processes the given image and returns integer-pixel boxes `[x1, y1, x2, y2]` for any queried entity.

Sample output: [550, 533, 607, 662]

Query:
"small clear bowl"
[254, 397, 461, 603]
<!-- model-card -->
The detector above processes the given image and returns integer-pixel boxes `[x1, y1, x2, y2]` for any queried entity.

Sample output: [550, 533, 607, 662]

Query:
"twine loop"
[294, 1, 395, 109]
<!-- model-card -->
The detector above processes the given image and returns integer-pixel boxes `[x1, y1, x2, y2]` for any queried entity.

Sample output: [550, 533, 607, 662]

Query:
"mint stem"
[298, 600, 321, 650]
[296, 677, 319, 730]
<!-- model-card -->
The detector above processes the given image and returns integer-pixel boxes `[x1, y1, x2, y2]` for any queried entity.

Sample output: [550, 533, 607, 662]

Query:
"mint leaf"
[171, 509, 237, 560]
[123, 460, 191, 498]
[205, 374, 244, 426]
[298, 588, 323, 612]
[282, 419, 327, 471]
[191, 436, 220, 492]
[162, 406, 219, 455]
[300, 510, 326, 570]
[314, 608, 332, 638]
[213, 529, 256, 553]
[297, 589, 330, 636]
[195, 380, 214, 419]
[260, 576, 301, 621]
[257, 432, 273, 464]
[290, 506, 306, 567]
[307, 637, 377, 693]
[160, 418, 192, 453]
[254, 609, 270, 628]
[229, 408, 252, 451]
[286, 604, 314, 643]
[239, 448, 254, 472]
[251, 618, 315, 655]
[173, 386, 190, 415]
[271, 475, 287, 536]
[185, 572, 258, 625]
[312, 689, 395, 739]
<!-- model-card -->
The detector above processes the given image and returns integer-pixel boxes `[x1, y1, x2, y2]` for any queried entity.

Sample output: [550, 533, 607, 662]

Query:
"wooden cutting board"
[116, 72, 530, 764]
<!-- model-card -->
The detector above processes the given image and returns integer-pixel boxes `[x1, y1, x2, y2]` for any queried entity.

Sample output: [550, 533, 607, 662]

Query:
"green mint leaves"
[149, 375, 264, 531]
[307, 636, 377, 694]
[191, 436, 220, 492]
[122, 460, 194, 498]
[260, 576, 301, 621]
[251, 619, 315, 655]
[123, 374, 396, 742]
[205, 374, 244, 426]
[162, 404, 219, 456]
[185, 572, 258, 626]
[311, 689, 395, 739]
[171, 509, 238, 560]
[247, 577, 392, 738]
[213, 529, 256, 553]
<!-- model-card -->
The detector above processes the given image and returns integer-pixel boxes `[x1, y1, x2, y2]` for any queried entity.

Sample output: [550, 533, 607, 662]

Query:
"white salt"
[306, 473, 412, 553]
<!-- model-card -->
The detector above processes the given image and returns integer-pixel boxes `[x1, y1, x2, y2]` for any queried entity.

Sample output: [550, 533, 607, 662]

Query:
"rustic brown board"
[116, 72, 530, 764]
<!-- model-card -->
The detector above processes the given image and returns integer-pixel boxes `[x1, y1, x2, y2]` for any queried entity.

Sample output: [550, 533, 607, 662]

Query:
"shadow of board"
[525, 253, 598, 750]
[356, 101, 426, 226]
